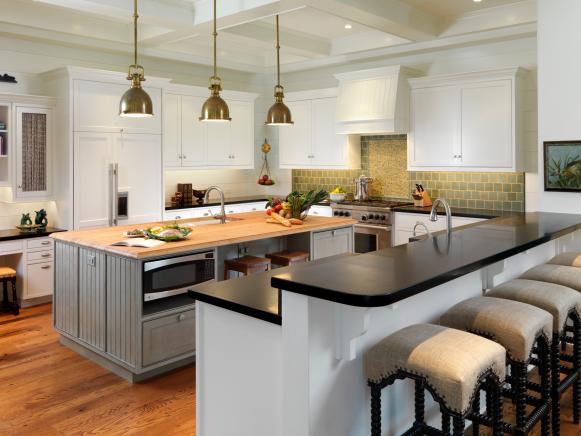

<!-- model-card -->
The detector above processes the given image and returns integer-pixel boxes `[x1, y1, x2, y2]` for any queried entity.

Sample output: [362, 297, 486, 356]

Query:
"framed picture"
[544, 140, 581, 192]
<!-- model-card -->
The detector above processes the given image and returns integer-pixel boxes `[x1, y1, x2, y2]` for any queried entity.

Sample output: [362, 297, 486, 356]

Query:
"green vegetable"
[285, 189, 329, 218]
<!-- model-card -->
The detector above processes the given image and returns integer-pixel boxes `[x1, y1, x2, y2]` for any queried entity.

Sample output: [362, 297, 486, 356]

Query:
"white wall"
[537, 0, 581, 213]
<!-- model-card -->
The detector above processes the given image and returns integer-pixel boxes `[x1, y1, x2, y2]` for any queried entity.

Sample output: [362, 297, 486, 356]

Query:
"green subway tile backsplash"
[292, 135, 525, 212]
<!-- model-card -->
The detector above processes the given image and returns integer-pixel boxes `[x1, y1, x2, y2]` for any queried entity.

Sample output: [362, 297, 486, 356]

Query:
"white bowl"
[330, 193, 346, 202]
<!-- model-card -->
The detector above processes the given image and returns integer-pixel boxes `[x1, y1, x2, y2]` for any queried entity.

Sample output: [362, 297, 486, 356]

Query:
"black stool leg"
[452, 416, 465, 436]
[442, 412, 451, 435]
[370, 383, 382, 436]
[472, 389, 480, 436]
[552, 334, 561, 436]
[414, 379, 425, 429]
[10, 277, 18, 316]
[492, 379, 504, 436]
[513, 362, 527, 436]
[1, 279, 8, 312]
[539, 337, 551, 436]
[573, 315, 581, 424]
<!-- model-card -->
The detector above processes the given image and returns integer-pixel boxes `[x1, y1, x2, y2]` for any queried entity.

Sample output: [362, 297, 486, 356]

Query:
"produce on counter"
[265, 190, 328, 219]
[125, 229, 144, 236]
[331, 186, 346, 194]
[144, 224, 192, 241]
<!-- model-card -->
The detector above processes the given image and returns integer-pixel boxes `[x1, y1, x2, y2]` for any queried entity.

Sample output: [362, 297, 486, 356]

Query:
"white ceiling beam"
[303, 0, 443, 42]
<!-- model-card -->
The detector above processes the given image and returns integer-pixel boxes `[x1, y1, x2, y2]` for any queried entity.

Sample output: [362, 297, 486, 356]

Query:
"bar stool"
[0, 267, 18, 316]
[487, 279, 581, 435]
[521, 263, 581, 292]
[265, 251, 309, 267]
[547, 252, 581, 268]
[366, 323, 505, 436]
[441, 296, 552, 435]
[223, 255, 271, 280]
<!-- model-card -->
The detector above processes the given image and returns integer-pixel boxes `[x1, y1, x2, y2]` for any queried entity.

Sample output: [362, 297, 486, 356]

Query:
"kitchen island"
[192, 212, 581, 436]
[50, 212, 355, 382]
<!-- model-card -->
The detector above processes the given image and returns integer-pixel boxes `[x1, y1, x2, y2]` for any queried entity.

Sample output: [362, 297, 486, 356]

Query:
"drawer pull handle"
[178, 314, 186, 321]
[41, 265, 51, 270]
[41, 253, 51, 258]
[41, 241, 51, 245]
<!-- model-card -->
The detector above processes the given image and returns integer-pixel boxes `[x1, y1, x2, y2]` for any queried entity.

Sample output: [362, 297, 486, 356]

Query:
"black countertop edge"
[0, 227, 66, 242]
[270, 213, 581, 308]
[392, 205, 520, 219]
[187, 290, 282, 325]
[165, 195, 332, 211]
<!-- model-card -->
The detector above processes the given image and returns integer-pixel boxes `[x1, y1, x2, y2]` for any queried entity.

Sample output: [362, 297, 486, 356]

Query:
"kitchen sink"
[189, 218, 243, 226]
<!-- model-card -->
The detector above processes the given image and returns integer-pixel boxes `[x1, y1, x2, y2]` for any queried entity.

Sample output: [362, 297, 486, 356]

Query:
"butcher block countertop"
[50, 212, 356, 260]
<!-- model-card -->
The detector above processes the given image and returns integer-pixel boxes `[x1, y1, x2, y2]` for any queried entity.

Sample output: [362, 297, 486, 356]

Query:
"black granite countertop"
[0, 227, 65, 242]
[166, 195, 333, 211]
[188, 253, 356, 325]
[392, 205, 520, 219]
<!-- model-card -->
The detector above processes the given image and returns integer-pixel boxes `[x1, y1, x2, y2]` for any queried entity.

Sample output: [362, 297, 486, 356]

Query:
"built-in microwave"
[143, 251, 215, 301]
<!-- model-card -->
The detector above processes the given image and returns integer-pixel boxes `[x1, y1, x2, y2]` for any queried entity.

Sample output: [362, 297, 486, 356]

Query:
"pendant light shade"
[266, 15, 293, 125]
[200, 0, 231, 122]
[120, 0, 153, 118]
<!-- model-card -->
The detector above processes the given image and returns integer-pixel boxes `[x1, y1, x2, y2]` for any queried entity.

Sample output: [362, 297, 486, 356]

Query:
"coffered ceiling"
[0, 0, 536, 73]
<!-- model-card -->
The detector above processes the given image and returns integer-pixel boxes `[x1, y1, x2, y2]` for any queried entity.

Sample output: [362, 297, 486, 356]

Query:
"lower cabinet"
[78, 248, 106, 351]
[142, 310, 196, 367]
[312, 227, 354, 260]
[24, 237, 55, 300]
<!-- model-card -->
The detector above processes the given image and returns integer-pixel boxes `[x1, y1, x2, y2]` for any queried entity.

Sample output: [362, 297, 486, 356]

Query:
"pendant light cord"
[213, 0, 217, 78]
[133, 0, 138, 66]
[276, 14, 280, 87]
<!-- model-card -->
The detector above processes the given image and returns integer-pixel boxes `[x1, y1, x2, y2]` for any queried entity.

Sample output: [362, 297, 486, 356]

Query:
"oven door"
[143, 251, 215, 297]
[354, 224, 391, 253]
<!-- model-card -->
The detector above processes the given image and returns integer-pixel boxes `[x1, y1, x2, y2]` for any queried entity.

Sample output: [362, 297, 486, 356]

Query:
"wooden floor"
[1, 304, 581, 435]
[0, 304, 195, 435]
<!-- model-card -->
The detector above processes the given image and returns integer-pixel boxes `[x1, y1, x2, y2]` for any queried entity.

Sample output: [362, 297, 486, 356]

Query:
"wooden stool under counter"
[0, 267, 18, 316]
[265, 251, 309, 267]
[224, 255, 271, 280]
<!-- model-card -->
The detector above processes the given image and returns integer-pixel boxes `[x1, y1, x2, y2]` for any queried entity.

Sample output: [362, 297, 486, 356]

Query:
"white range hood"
[334, 65, 418, 135]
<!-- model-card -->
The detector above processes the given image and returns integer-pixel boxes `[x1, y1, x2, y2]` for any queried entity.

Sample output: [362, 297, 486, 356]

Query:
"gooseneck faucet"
[205, 186, 226, 224]
[429, 198, 453, 234]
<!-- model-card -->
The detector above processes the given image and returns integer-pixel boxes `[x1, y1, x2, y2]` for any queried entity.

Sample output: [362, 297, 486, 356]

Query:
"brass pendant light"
[119, 0, 153, 118]
[200, 0, 231, 122]
[265, 15, 293, 125]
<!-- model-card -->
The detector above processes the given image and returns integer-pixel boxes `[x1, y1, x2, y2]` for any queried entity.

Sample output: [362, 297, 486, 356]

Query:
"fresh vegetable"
[285, 189, 329, 219]
[126, 229, 144, 236]
[331, 186, 346, 194]
[144, 224, 191, 241]
[289, 218, 303, 225]
[270, 211, 291, 227]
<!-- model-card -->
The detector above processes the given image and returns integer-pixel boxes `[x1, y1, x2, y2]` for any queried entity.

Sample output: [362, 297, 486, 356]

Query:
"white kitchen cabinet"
[163, 92, 255, 169]
[25, 261, 54, 299]
[408, 68, 524, 172]
[312, 227, 354, 260]
[74, 132, 162, 229]
[392, 212, 487, 246]
[279, 92, 360, 170]
[74, 79, 162, 134]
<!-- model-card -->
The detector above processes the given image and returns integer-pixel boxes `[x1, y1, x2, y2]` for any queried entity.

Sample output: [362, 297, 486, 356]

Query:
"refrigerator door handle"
[109, 163, 119, 226]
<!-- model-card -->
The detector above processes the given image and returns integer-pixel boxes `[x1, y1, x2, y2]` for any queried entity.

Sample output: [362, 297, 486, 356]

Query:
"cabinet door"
[74, 80, 161, 134]
[460, 80, 513, 168]
[409, 86, 459, 167]
[181, 96, 207, 167]
[142, 310, 196, 367]
[162, 93, 182, 168]
[25, 261, 54, 299]
[205, 120, 231, 166]
[15, 106, 51, 200]
[311, 98, 345, 167]
[229, 100, 254, 167]
[279, 100, 312, 168]
[74, 132, 113, 229]
[114, 134, 162, 224]
[312, 227, 353, 260]
[78, 248, 106, 351]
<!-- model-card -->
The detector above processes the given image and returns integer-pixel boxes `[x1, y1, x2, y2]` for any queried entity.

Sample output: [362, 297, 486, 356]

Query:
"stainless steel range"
[331, 200, 413, 253]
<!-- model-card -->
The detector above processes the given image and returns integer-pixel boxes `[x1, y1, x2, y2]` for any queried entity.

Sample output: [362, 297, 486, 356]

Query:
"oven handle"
[354, 223, 392, 232]
[144, 251, 215, 272]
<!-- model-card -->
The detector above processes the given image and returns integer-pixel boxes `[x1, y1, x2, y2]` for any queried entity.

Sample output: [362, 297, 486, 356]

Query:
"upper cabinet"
[278, 90, 360, 170]
[408, 68, 524, 172]
[162, 90, 256, 170]
[74, 80, 162, 134]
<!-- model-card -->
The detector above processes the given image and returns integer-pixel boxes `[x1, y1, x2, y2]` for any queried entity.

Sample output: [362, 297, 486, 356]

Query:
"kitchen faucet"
[429, 198, 452, 235]
[205, 186, 226, 224]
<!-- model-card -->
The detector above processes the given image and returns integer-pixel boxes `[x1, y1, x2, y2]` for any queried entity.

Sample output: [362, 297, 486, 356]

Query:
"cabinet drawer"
[26, 261, 54, 299]
[0, 240, 24, 254]
[27, 249, 54, 263]
[142, 310, 196, 367]
[27, 238, 53, 250]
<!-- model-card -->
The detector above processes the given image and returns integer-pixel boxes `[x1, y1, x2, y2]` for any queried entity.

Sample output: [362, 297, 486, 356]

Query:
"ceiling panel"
[403, 0, 526, 18]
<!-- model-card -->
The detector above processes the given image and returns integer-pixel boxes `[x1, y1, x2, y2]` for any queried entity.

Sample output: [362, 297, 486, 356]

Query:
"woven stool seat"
[0, 267, 16, 279]
[441, 297, 552, 362]
[548, 252, 581, 268]
[521, 263, 581, 291]
[488, 279, 581, 332]
[366, 323, 506, 414]
[266, 251, 309, 267]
